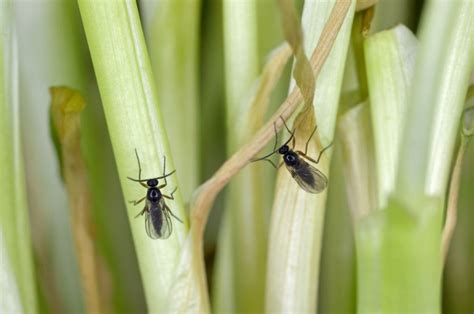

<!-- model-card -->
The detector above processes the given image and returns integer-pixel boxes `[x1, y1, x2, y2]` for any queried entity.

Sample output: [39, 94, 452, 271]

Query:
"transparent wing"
[144, 212, 159, 239]
[286, 159, 328, 194]
[145, 199, 172, 239]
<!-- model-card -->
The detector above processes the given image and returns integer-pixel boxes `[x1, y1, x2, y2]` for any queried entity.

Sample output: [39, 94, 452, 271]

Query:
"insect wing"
[145, 199, 172, 239]
[286, 159, 328, 193]
[144, 212, 159, 239]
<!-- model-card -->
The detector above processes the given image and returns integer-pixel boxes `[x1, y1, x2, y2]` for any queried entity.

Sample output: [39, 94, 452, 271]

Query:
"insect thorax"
[284, 151, 298, 166]
[147, 188, 162, 202]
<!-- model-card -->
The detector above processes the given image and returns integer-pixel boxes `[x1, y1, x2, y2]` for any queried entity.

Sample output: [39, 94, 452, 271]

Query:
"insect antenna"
[251, 119, 295, 163]
[127, 170, 176, 183]
[127, 149, 177, 183]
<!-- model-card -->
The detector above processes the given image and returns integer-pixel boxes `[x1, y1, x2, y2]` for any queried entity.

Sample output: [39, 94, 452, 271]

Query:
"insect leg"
[162, 186, 177, 200]
[129, 196, 146, 206]
[315, 142, 333, 163]
[260, 158, 277, 169]
[135, 205, 148, 218]
[303, 125, 318, 155]
[165, 204, 183, 223]
[296, 142, 333, 164]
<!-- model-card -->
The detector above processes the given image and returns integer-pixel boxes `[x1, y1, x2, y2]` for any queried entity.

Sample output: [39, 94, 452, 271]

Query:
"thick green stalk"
[318, 147, 357, 313]
[355, 23, 437, 314]
[144, 0, 201, 198]
[265, 1, 355, 312]
[357, 0, 474, 312]
[365, 25, 417, 207]
[78, 1, 199, 311]
[219, 0, 267, 311]
[0, 2, 38, 312]
[396, 0, 474, 203]
[338, 101, 377, 218]
[16, 1, 145, 311]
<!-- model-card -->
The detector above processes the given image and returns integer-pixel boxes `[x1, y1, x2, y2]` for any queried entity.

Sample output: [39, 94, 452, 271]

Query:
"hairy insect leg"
[129, 196, 146, 206]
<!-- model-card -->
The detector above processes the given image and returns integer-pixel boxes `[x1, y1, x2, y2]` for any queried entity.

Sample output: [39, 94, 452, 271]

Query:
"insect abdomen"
[150, 206, 164, 237]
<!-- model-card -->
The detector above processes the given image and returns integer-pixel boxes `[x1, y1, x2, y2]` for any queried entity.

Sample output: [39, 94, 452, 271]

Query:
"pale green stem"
[338, 101, 378, 218]
[365, 25, 417, 208]
[0, 2, 38, 312]
[356, 2, 473, 312]
[219, 0, 266, 312]
[144, 0, 201, 199]
[78, 1, 199, 311]
[265, 1, 355, 312]
[318, 147, 357, 313]
[396, 0, 474, 204]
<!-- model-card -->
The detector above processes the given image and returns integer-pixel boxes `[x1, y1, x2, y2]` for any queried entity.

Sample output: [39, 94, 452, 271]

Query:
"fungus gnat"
[251, 117, 332, 194]
[128, 150, 182, 239]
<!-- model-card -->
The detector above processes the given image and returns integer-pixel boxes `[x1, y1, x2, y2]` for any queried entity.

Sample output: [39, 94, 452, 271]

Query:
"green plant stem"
[0, 2, 38, 312]
[318, 147, 356, 313]
[145, 0, 201, 199]
[220, 0, 266, 311]
[356, 1, 474, 312]
[78, 1, 198, 311]
[364, 25, 417, 207]
[396, 0, 474, 203]
[338, 101, 377, 218]
[265, 1, 355, 312]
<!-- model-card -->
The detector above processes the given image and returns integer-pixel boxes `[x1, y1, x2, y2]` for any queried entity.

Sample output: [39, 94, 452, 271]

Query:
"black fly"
[251, 117, 332, 194]
[128, 149, 182, 239]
